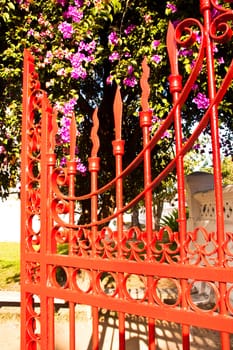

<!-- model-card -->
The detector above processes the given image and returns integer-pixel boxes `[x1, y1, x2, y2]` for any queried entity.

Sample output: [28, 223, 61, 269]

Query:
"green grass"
[0, 242, 20, 290]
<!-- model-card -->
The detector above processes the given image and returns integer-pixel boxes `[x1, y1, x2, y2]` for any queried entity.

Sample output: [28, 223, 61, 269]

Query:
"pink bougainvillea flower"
[193, 93, 210, 109]
[124, 24, 136, 35]
[179, 48, 193, 57]
[76, 158, 87, 174]
[166, 2, 177, 13]
[151, 54, 162, 64]
[71, 67, 87, 79]
[63, 98, 77, 116]
[109, 52, 120, 62]
[152, 40, 160, 49]
[58, 21, 74, 39]
[161, 130, 172, 139]
[127, 65, 134, 75]
[106, 75, 114, 85]
[70, 52, 86, 68]
[108, 31, 119, 46]
[218, 57, 224, 64]
[74, 0, 83, 7]
[64, 6, 83, 23]
[123, 76, 137, 87]
[58, 117, 71, 143]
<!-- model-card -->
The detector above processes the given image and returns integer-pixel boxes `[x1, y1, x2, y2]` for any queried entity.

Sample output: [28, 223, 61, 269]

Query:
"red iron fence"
[21, 1, 233, 349]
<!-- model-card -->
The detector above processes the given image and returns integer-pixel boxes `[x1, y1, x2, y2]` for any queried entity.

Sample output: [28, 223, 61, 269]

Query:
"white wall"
[0, 193, 20, 242]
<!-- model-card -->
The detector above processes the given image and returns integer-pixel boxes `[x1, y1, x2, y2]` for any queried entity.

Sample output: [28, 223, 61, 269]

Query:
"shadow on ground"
[0, 261, 20, 285]
[55, 308, 233, 350]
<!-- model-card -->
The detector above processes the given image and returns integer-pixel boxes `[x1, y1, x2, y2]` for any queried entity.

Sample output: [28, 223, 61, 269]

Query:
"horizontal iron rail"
[22, 252, 233, 283]
[21, 285, 233, 333]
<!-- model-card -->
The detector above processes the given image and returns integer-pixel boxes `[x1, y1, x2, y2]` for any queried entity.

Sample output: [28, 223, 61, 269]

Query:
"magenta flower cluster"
[57, 98, 78, 142]
[55, 0, 163, 90]
[166, 2, 177, 13]
[69, 40, 96, 79]
[151, 39, 161, 65]
[123, 76, 137, 87]
[124, 25, 136, 36]
[108, 31, 119, 46]
[64, 5, 83, 23]
[22, 0, 190, 172]
[109, 52, 120, 62]
[58, 116, 72, 143]
[63, 97, 77, 116]
[58, 21, 74, 39]
[123, 65, 137, 87]
[151, 55, 161, 64]
[193, 93, 210, 110]
[57, 104, 87, 174]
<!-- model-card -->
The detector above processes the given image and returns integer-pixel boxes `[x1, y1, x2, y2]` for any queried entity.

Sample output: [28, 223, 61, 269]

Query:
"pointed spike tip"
[140, 57, 150, 111]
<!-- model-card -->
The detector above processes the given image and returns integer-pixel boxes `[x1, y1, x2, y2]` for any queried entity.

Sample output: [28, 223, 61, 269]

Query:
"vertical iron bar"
[200, 1, 230, 348]
[46, 107, 58, 350]
[68, 113, 78, 350]
[40, 93, 52, 350]
[140, 58, 156, 350]
[46, 106, 57, 350]
[112, 138, 125, 350]
[169, 73, 190, 350]
[167, 21, 189, 349]
[89, 108, 100, 350]
[21, 49, 36, 350]
[112, 86, 125, 350]
[88, 156, 100, 350]
[140, 111, 153, 258]
[140, 110, 156, 350]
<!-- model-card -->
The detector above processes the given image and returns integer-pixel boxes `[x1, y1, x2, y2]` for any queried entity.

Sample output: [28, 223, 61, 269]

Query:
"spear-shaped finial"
[90, 108, 100, 157]
[113, 86, 123, 140]
[167, 21, 179, 75]
[140, 57, 150, 111]
[70, 113, 77, 161]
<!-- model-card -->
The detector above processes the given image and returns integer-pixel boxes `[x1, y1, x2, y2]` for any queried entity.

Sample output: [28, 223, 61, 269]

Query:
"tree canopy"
[0, 0, 233, 201]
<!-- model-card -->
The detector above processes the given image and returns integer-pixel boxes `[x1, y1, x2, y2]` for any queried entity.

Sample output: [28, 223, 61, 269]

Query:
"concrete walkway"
[0, 307, 229, 350]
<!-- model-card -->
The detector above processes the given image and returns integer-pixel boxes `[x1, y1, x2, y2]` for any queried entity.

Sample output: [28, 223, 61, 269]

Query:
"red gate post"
[21, 48, 37, 350]
[200, 1, 230, 348]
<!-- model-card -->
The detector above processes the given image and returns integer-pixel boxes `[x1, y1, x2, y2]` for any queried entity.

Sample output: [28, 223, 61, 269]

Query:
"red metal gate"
[20, 1, 233, 349]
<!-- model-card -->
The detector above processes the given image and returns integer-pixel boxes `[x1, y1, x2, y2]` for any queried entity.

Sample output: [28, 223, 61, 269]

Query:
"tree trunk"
[131, 206, 141, 228]
[153, 198, 164, 231]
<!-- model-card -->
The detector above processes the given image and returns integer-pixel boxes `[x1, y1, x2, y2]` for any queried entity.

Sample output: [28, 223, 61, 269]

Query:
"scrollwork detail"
[210, 0, 233, 14]
[175, 18, 204, 48]
[210, 11, 233, 43]
[185, 227, 218, 266]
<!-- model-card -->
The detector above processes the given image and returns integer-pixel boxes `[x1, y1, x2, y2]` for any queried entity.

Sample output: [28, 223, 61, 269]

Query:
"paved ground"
[0, 305, 232, 350]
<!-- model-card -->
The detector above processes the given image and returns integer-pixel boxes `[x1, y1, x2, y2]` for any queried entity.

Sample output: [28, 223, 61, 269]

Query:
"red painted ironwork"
[21, 1, 233, 349]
